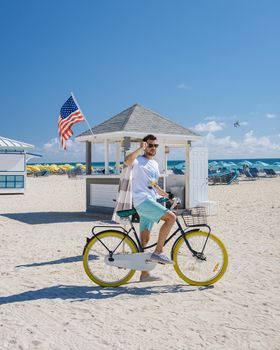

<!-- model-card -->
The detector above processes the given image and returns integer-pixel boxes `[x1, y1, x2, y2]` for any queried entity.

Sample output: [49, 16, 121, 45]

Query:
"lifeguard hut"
[0, 136, 35, 194]
[76, 104, 210, 213]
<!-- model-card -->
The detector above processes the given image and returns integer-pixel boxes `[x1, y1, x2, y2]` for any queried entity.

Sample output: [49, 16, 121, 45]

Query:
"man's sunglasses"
[147, 143, 159, 148]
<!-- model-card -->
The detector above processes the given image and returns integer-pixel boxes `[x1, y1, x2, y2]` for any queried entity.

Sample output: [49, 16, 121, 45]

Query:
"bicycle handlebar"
[158, 196, 181, 210]
[170, 197, 181, 210]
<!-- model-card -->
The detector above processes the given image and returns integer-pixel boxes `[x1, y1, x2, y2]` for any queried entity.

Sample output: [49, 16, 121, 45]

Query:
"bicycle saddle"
[117, 208, 137, 217]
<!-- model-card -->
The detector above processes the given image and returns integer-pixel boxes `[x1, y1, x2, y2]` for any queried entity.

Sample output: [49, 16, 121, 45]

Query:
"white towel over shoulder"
[112, 165, 133, 223]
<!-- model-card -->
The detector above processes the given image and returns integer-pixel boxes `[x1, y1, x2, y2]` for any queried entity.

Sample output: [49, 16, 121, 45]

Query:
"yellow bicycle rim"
[83, 231, 138, 287]
[173, 231, 228, 286]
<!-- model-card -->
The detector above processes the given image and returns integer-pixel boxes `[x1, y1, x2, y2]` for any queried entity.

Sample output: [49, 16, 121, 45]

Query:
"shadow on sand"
[1, 211, 115, 225]
[0, 284, 214, 305]
[16, 255, 85, 268]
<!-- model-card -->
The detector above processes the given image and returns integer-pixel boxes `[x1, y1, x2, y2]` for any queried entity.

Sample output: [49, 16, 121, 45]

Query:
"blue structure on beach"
[0, 136, 39, 194]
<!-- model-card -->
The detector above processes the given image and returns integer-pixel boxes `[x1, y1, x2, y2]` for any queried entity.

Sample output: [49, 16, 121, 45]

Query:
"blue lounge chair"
[208, 170, 238, 185]
[227, 170, 239, 185]
[264, 168, 277, 177]
[34, 170, 50, 177]
[248, 168, 259, 177]
[172, 168, 184, 175]
[67, 166, 82, 178]
[244, 170, 258, 179]
[237, 168, 245, 175]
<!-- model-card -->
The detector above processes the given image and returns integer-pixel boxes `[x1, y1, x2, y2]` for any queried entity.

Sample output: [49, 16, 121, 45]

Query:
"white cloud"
[37, 131, 280, 164]
[177, 83, 191, 90]
[40, 138, 85, 163]
[244, 130, 280, 150]
[265, 113, 276, 119]
[205, 133, 239, 148]
[43, 137, 59, 149]
[194, 132, 239, 159]
[192, 129, 280, 159]
[192, 121, 225, 133]
[39, 137, 119, 163]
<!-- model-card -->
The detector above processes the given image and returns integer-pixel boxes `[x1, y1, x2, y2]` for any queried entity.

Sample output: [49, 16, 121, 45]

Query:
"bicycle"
[82, 198, 228, 287]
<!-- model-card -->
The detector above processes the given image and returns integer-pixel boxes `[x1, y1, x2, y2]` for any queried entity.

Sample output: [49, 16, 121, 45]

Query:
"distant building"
[0, 136, 34, 194]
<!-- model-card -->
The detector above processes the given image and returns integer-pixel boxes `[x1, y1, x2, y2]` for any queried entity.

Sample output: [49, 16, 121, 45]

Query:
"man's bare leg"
[154, 211, 176, 254]
[140, 229, 151, 278]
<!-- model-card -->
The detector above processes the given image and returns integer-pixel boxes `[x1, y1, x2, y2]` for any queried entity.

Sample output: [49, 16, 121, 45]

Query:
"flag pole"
[71, 92, 96, 174]
[70, 92, 96, 140]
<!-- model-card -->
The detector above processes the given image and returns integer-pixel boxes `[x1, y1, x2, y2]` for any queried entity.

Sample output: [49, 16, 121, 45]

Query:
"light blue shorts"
[135, 197, 168, 233]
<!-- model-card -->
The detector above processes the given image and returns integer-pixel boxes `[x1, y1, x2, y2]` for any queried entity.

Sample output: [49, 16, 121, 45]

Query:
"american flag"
[58, 95, 85, 149]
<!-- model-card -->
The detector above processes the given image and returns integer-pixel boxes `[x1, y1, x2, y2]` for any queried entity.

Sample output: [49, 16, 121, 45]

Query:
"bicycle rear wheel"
[172, 231, 228, 286]
[83, 230, 138, 287]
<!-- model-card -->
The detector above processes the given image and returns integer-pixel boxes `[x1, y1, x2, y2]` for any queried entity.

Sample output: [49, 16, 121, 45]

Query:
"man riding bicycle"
[124, 134, 176, 282]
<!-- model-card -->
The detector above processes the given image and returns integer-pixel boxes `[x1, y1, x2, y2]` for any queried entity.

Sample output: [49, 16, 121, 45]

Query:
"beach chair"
[249, 168, 259, 177]
[67, 166, 83, 178]
[244, 170, 257, 180]
[34, 170, 50, 177]
[208, 170, 237, 185]
[226, 170, 239, 185]
[237, 168, 244, 175]
[269, 169, 277, 176]
[264, 168, 277, 177]
[172, 168, 184, 175]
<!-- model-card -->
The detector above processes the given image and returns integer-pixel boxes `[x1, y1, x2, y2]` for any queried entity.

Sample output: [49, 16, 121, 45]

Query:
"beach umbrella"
[174, 162, 185, 170]
[208, 161, 218, 169]
[237, 160, 253, 167]
[226, 161, 238, 169]
[255, 161, 269, 167]
[254, 160, 269, 170]
[270, 162, 280, 170]
[49, 164, 60, 174]
[217, 161, 231, 168]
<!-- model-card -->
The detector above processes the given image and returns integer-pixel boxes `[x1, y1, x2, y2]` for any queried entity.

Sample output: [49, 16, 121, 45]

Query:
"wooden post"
[164, 146, 169, 192]
[185, 142, 191, 209]
[86, 141, 92, 175]
[115, 142, 121, 174]
[104, 139, 109, 174]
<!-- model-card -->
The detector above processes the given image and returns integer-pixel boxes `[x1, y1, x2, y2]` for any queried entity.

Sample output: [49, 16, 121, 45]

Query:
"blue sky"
[1, 0, 279, 162]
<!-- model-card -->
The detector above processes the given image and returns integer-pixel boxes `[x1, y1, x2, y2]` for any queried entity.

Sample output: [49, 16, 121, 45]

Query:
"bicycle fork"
[180, 222, 211, 261]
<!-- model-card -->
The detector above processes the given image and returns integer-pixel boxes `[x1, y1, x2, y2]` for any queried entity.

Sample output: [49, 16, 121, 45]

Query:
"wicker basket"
[182, 206, 207, 226]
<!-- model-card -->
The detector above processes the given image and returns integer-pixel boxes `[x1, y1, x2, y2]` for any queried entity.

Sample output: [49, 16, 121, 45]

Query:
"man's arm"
[154, 184, 169, 198]
[124, 142, 147, 166]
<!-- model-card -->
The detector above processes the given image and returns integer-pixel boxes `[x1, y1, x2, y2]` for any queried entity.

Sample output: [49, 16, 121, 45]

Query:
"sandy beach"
[0, 175, 279, 350]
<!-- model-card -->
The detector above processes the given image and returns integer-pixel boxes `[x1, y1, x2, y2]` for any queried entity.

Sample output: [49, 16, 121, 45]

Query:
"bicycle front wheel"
[83, 230, 138, 287]
[172, 231, 228, 286]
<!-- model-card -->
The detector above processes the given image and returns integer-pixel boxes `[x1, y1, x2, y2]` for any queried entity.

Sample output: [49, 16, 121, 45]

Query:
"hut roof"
[0, 136, 34, 151]
[76, 104, 199, 140]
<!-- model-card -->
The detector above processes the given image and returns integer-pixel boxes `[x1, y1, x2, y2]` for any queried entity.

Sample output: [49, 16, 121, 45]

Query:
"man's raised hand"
[140, 141, 147, 151]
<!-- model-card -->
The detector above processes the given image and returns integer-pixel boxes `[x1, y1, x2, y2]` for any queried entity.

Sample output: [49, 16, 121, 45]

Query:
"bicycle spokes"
[173, 231, 228, 286]
[83, 231, 138, 287]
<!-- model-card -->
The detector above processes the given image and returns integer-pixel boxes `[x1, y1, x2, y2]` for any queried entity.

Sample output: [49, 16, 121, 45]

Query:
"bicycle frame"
[89, 215, 211, 260]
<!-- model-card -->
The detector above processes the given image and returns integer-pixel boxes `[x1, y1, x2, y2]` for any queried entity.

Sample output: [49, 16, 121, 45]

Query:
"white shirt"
[132, 155, 160, 207]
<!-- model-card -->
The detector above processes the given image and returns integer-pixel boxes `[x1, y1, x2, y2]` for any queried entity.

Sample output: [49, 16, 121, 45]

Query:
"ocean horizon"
[28, 157, 280, 169]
